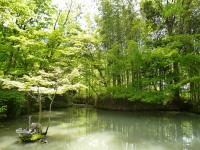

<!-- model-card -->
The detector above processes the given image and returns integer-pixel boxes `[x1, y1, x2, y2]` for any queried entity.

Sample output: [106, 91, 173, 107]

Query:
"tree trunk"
[173, 62, 180, 100]
[38, 94, 42, 123]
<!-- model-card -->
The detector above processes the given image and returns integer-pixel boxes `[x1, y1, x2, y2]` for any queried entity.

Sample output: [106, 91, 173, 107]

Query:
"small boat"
[16, 123, 48, 142]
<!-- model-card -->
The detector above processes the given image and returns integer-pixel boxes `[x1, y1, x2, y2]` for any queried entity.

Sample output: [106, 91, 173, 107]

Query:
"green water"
[0, 106, 200, 150]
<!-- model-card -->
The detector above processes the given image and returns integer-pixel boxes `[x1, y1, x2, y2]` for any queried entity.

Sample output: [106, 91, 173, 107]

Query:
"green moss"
[19, 133, 45, 142]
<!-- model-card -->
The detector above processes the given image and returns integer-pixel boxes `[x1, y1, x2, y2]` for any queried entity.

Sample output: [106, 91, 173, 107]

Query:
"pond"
[0, 106, 200, 150]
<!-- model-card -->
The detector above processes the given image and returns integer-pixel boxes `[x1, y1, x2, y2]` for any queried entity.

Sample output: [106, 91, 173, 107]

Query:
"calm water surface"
[0, 106, 200, 150]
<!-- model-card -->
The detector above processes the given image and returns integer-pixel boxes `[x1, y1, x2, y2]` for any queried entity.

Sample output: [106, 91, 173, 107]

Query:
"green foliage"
[0, 0, 90, 117]
[0, 90, 25, 102]
[94, 0, 200, 106]
[0, 0, 200, 112]
[0, 105, 7, 113]
[129, 91, 171, 105]
[0, 90, 25, 115]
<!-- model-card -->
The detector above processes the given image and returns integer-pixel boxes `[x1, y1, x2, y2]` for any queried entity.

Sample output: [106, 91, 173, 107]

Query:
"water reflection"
[98, 111, 200, 150]
[0, 106, 200, 150]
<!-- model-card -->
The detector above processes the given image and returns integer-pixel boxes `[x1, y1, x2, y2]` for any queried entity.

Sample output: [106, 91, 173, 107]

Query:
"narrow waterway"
[0, 106, 200, 150]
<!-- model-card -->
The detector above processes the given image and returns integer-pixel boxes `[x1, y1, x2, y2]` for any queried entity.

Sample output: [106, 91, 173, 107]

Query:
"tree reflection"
[70, 109, 200, 150]
[1, 107, 200, 150]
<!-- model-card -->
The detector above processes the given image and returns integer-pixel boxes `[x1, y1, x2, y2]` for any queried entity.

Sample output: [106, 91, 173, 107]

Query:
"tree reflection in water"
[68, 107, 200, 150]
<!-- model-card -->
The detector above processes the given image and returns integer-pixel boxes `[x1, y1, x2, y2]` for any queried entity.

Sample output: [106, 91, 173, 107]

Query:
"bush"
[0, 90, 25, 118]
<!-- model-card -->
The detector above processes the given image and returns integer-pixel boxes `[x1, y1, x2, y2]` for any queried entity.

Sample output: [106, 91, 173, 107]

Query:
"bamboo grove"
[89, 0, 200, 106]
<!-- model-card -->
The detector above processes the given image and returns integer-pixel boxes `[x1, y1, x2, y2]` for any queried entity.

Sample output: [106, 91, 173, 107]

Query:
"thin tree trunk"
[38, 94, 42, 123]
[37, 86, 42, 123]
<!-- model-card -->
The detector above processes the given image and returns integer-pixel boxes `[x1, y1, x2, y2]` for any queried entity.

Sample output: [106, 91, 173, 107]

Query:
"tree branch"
[27, 92, 37, 100]
[63, 0, 73, 27]
[53, 10, 62, 30]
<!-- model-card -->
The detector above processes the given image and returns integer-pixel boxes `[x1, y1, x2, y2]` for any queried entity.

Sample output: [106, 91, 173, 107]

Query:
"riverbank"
[73, 95, 200, 113]
[1, 94, 198, 120]
[96, 99, 181, 111]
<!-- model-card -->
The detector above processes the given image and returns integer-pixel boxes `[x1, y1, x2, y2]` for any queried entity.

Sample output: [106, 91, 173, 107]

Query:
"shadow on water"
[0, 106, 200, 150]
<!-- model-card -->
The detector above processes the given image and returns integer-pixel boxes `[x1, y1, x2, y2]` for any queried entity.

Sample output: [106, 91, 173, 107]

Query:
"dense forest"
[0, 0, 200, 117]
